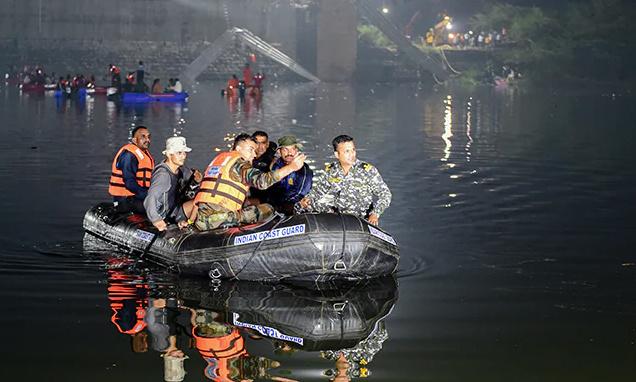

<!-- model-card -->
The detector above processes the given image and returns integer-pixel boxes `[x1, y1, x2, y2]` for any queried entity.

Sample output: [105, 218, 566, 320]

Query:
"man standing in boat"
[109, 126, 154, 214]
[191, 133, 306, 230]
[298, 135, 391, 226]
[144, 136, 200, 232]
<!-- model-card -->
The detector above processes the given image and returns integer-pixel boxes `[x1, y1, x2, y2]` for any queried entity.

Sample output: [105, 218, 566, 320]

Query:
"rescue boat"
[83, 202, 399, 283]
[121, 92, 188, 103]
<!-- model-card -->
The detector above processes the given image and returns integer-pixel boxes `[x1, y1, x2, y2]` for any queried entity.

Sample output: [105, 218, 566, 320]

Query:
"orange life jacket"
[194, 327, 247, 381]
[107, 268, 148, 335]
[108, 143, 155, 197]
[194, 152, 248, 211]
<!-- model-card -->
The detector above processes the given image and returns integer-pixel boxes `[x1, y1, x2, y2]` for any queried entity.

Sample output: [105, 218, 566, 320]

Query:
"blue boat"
[54, 88, 88, 98]
[121, 92, 188, 103]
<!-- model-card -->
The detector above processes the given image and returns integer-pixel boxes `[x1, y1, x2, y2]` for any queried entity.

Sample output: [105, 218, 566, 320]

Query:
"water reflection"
[104, 257, 397, 381]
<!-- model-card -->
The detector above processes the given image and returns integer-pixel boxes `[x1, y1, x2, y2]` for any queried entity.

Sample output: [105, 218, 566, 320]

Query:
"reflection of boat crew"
[321, 320, 388, 380]
[106, 264, 149, 352]
[194, 322, 248, 381]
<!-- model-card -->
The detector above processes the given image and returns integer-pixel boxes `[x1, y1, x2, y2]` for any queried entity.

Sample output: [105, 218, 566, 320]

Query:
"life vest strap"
[198, 188, 245, 206]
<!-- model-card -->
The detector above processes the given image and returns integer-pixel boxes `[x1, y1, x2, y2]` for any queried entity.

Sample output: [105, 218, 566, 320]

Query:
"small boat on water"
[83, 202, 400, 283]
[121, 92, 188, 103]
[19, 83, 57, 92]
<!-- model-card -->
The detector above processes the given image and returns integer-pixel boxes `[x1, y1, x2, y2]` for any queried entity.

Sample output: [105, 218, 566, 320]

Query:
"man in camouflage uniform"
[298, 135, 391, 226]
[192, 134, 306, 230]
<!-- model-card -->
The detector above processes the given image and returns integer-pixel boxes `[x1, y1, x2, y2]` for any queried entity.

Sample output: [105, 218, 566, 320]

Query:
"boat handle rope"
[333, 301, 348, 312]
[334, 260, 347, 271]
[232, 212, 289, 279]
[335, 211, 347, 271]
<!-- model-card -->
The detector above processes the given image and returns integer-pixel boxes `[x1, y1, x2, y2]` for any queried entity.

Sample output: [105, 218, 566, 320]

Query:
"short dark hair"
[233, 133, 256, 149]
[332, 135, 353, 151]
[131, 125, 148, 138]
[252, 131, 268, 140]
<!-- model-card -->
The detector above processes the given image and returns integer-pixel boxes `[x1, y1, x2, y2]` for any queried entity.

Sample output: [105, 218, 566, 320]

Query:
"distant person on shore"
[109, 64, 122, 90]
[225, 74, 239, 96]
[109, 126, 154, 214]
[243, 63, 253, 86]
[135, 60, 147, 93]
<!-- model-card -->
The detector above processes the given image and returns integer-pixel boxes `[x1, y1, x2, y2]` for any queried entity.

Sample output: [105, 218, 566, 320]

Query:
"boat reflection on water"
[104, 258, 398, 381]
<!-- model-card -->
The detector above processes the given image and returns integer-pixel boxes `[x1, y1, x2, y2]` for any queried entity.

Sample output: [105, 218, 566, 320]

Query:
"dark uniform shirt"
[268, 158, 313, 206]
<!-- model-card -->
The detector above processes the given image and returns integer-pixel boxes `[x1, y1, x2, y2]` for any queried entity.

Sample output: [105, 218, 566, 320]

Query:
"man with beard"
[144, 136, 201, 231]
[109, 126, 154, 214]
[192, 134, 306, 230]
[266, 135, 313, 215]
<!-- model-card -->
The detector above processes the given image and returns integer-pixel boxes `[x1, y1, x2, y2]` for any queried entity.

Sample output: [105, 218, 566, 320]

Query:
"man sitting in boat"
[191, 133, 306, 230]
[248, 130, 277, 204]
[109, 126, 154, 214]
[298, 135, 391, 226]
[265, 135, 313, 215]
[144, 136, 200, 232]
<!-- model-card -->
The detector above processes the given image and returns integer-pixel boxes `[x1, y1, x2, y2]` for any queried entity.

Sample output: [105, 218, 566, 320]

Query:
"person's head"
[153, 78, 160, 85]
[277, 135, 302, 164]
[233, 133, 258, 162]
[175, 78, 179, 83]
[131, 126, 151, 150]
[139, 60, 143, 66]
[252, 131, 269, 157]
[332, 135, 356, 167]
[232, 74, 237, 80]
[162, 136, 192, 167]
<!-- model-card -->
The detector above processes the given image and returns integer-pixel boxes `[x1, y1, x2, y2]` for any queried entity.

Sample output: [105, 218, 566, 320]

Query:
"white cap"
[163, 136, 192, 155]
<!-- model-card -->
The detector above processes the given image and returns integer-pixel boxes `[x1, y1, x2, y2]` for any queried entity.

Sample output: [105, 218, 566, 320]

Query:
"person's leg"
[237, 204, 274, 225]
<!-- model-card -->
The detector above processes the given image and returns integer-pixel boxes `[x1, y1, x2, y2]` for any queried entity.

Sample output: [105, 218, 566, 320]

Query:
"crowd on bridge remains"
[108, 126, 392, 233]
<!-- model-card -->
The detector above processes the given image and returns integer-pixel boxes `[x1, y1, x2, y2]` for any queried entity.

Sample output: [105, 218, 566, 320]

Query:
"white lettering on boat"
[368, 225, 397, 245]
[233, 312, 304, 346]
[133, 229, 155, 242]
[233, 224, 306, 246]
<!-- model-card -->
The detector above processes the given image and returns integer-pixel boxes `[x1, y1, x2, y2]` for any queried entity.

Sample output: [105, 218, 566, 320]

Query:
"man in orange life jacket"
[109, 126, 154, 214]
[191, 133, 306, 230]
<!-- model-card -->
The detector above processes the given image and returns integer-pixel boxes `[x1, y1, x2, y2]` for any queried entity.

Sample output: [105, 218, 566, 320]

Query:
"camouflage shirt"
[304, 160, 391, 218]
[230, 157, 282, 190]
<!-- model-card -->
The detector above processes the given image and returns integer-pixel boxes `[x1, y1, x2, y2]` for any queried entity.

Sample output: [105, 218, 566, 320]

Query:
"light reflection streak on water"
[441, 95, 453, 163]
[466, 97, 473, 163]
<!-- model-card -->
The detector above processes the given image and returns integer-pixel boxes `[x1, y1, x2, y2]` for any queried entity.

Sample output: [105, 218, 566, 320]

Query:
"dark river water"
[1, 81, 635, 381]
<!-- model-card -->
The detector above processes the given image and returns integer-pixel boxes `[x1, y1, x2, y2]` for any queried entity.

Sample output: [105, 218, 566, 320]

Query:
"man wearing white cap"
[144, 136, 201, 231]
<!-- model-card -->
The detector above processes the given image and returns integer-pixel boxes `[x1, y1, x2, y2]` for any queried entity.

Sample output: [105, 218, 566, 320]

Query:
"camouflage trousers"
[195, 203, 274, 231]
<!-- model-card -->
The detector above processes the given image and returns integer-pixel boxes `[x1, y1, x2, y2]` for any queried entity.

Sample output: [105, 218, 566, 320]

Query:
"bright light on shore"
[382, 7, 389, 14]
[446, 23, 453, 30]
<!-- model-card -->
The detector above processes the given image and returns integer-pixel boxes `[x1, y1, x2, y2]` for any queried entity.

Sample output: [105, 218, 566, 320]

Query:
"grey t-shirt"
[143, 162, 193, 223]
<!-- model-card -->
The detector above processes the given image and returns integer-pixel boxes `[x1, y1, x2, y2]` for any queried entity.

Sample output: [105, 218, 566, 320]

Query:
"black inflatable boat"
[175, 276, 398, 351]
[83, 202, 399, 282]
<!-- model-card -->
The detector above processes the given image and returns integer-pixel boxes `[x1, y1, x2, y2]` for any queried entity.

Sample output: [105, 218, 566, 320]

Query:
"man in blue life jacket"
[266, 135, 313, 215]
